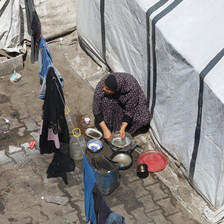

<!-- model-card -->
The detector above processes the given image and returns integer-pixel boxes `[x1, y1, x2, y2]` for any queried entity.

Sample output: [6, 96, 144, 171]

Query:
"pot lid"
[137, 150, 168, 172]
[85, 128, 102, 139]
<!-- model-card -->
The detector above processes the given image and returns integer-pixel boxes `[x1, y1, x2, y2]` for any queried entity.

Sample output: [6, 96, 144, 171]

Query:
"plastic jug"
[70, 128, 86, 161]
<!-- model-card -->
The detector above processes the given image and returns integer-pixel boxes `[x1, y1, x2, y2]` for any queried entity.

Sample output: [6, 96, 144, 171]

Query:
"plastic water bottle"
[41, 196, 69, 206]
[70, 128, 86, 161]
[65, 113, 86, 160]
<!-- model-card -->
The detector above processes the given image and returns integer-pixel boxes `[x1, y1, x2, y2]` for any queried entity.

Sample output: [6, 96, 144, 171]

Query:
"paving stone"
[25, 147, 40, 159]
[30, 183, 51, 197]
[21, 117, 39, 132]
[40, 153, 54, 163]
[3, 169, 27, 185]
[147, 209, 172, 224]
[146, 182, 169, 201]
[14, 217, 33, 224]
[43, 176, 59, 185]
[63, 210, 80, 224]
[156, 197, 180, 216]
[13, 180, 33, 194]
[30, 131, 40, 144]
[121, 169, 139, 182]
[0, 130, 15, 142]
[128, 180, 150, 198]
[0, 172, 12, 189]
[73, 199, 85, 220]
[64, 184, 84, 201]
[142, 173, 159, 186]
[8, 145, 22, 154]
[167, 211, 200, 224]
[9, 151, 27, 165]
[13, 103, 29, 120]
[138, 194, 160, 213]
[0, 123, 9, 133]
[21, 142, 29, 150]
[1, 161, 16, 170]
[8, 117, 24, 130]
[110, 204, 136, 224]
[109, 188, 143, 211]
[41, 183, 64, 197]
[131, 207, 153, 224]
[29, 157, 49, 177]
[19, 204, 49, 222]
[17, 127, 26, 136]
[38, 199, 75, 222]
[16, 191, 38, 209]
[0, 150, 12, 164]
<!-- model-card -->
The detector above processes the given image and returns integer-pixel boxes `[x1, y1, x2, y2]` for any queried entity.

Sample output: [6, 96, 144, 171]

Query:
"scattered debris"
[4, 118, 10, 124]
[84, 117, 90, 124]
[10, 70, 21, 83]
[41, 195, 69, 206]
[29, 141, 36, 149]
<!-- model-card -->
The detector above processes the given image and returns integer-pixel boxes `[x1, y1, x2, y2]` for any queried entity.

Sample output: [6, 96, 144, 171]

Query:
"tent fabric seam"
[189, 48, 224, 181]
[149, 0, 183, 123]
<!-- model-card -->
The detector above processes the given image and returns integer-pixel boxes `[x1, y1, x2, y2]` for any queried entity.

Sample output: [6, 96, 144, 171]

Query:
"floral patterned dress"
[93, 73, 150, 134]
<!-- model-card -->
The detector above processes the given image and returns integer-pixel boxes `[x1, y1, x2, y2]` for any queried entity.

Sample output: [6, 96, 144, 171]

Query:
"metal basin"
[110, 131, 133, 151]
[87, 139, 103, 153]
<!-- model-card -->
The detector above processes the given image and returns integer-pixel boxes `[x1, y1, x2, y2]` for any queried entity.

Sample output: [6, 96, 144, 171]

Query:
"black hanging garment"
[47, 143, 75, 185]
[39, 67, 74, 184]
[25, 0, 41, 63]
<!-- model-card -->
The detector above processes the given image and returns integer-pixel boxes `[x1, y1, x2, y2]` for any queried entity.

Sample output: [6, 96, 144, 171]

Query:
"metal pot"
[136, 163, 149, 178]
[110, 142, 137, 170]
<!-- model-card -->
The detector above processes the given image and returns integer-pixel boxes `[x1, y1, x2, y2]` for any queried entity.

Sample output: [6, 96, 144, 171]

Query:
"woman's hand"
[120, 129, 126, 139]
[99, 121, 112, 142]
[104, 129, 112, 142]
[120, 122, 128, 139]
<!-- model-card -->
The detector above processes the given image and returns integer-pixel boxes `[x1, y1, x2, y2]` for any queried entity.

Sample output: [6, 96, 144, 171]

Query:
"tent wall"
[0, 0, 76, 54]
[21, 0, 76, 40]
[0, 0, 25, 54]
[76, 0, 224, 209]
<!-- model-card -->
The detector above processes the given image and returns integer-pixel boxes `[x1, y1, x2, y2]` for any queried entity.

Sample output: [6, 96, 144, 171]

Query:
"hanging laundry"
[83, 155, 97, 224]
[46, 143, 75, 185]
[39, 67, 69, 154]
[24, 0, 41, 64]
[38, 37, 53, 81]
[92, 184, 112, 224]
[38, 37, 64, 99]
[39, 67, 74, 185]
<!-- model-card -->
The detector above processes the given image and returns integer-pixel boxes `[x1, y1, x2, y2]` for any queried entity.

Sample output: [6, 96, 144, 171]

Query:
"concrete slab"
[0, 54, 23, 76]
[0, 150, 11, 164]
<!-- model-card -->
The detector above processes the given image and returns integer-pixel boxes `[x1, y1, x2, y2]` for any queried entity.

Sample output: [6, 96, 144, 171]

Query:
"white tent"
[0, 0, 76, 54]
[76, 0, 224, 210]
[0, 0, 26, 54]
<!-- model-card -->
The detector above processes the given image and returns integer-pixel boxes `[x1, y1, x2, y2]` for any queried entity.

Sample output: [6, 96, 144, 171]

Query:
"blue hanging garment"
[38, 37, 64, 99]
[83, 155, 97, 224]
